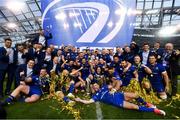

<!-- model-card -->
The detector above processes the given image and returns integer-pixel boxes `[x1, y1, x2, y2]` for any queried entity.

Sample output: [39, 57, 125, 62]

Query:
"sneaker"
[146, 103, 156, 108]
[0, 101, 12, 106]
[67, 93, 75, 99]
[154, 109, 166, 116]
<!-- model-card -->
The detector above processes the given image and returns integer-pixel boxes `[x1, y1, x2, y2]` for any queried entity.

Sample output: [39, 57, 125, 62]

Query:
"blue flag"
[41, 0, 136, 47]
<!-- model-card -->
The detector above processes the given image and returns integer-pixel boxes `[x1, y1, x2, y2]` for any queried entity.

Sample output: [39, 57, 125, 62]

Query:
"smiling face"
[96, 67, 102, 74]
[124, 46, 130, 53]
[108, 68, 114, 75]
[39, 30, 44, 36]
[53, 57, 59, 64]
[99, 58, 104, 64]
[82, 58, 86, 64]
[121, 60, 127, 68]
[134, 55, 141, 64]
[5, 39, 12, 48]
[46, 47, 52, 54]
[17, 45, 24, 52]
[27, 60, 35, 69]
[149, 55, 156, 64]
[143, 44, 150, 52]
[40, 69, 47, 77]
[92, 83, 100, 92]
[113, 56, 119, 63]
[165, 43, 173, 52]
[154, 42, 160, 49]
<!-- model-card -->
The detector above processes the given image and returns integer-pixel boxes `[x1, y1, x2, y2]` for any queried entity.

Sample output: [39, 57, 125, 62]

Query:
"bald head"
[165, 43, 174, 52]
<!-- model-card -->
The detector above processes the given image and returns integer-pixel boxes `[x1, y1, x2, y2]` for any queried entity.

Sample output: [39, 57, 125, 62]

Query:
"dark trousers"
[6, 64, 16, 93]
[0, 64, 16, 96]
[0, 70, 6, 96]
[167, 68, 178, 96]
[171, 75, 178, 96]
[15, 65, 21, 88]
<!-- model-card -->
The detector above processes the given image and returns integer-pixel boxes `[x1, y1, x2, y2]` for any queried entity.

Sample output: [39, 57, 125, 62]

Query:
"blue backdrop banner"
[41, 0, 136, 47]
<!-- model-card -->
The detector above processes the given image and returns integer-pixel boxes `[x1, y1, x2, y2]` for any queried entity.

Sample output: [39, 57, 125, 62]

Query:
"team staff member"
[15, 59, 37, 87]
[0, 38, 16, 97]
[32, 29, 52, 49]
[162, 43, 180, 96]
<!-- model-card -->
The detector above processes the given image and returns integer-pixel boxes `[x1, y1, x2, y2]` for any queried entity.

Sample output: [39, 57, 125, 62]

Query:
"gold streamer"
[43, 70, 81, 120]
[121, 78, 161, 104]
[52, 92, 81, 120]
[166, 94, 180, 107]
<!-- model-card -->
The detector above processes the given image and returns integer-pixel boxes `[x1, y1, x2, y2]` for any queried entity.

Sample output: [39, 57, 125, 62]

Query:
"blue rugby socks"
[138, 106, 154, 112]
[136, 97, 147, 105]
[136, 97, 156, 108]
[3, 95, 15, 105]
[63, 96, 70, 102]
[69, 83, 75, 93]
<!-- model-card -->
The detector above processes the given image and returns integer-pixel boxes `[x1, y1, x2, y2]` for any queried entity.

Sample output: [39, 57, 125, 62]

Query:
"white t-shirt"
[142, 51, 149, 65]
[27, 66, 33, 77]
[53, 63, 57, 71]
[17, 52, 26, 65]
[4, 47, 14, 64]
[44, 53, 51, 61]
[39, 35, 46, 46]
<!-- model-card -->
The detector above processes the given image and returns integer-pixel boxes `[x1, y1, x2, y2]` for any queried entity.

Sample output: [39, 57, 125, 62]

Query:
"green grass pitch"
[2, 81, 180, 119]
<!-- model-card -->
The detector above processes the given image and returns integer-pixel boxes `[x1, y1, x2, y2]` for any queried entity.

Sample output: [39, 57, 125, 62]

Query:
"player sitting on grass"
[1, 68, 49, 105]
[75, 83, 166, 116]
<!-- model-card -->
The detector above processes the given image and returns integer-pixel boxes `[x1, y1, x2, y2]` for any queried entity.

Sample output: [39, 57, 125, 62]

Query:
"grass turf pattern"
[2, 80, 180, 119]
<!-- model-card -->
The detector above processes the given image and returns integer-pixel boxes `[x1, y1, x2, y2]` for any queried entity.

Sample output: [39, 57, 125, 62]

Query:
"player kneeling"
[75, 83, 166, 116]
[1, 68, 49, 105]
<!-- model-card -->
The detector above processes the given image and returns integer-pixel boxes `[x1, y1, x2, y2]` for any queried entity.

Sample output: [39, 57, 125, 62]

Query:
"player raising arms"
[75, 83, 166, 116]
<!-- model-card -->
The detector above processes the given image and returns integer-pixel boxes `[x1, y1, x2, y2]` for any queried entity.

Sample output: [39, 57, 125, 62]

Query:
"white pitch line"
[95, 102, 103, 120]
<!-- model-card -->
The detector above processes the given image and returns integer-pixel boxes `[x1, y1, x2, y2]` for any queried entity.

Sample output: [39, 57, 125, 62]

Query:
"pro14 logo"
[42, 0, 134, 47]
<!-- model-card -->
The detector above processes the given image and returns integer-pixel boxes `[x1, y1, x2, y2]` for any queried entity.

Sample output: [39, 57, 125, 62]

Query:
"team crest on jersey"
[156, 67, 159, 70]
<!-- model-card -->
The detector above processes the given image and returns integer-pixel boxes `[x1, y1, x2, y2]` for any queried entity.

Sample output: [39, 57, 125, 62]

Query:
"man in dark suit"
[32, 29, 52, 49]
[0, 38, 16, 98]
[23, 43, 40, 63]
[36, 47, 52, 72]
[130, 41, 140, 55]
[47, 56, 61, 75]
[139, 43, 154, 65]
[15, 59, 37, 88]
[162, 43, 180, 96]
[152, 42, 164, 63]
[122, 46, 134, 64]
[14, 44, 27, 66]
[49, 44, 58, 59]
